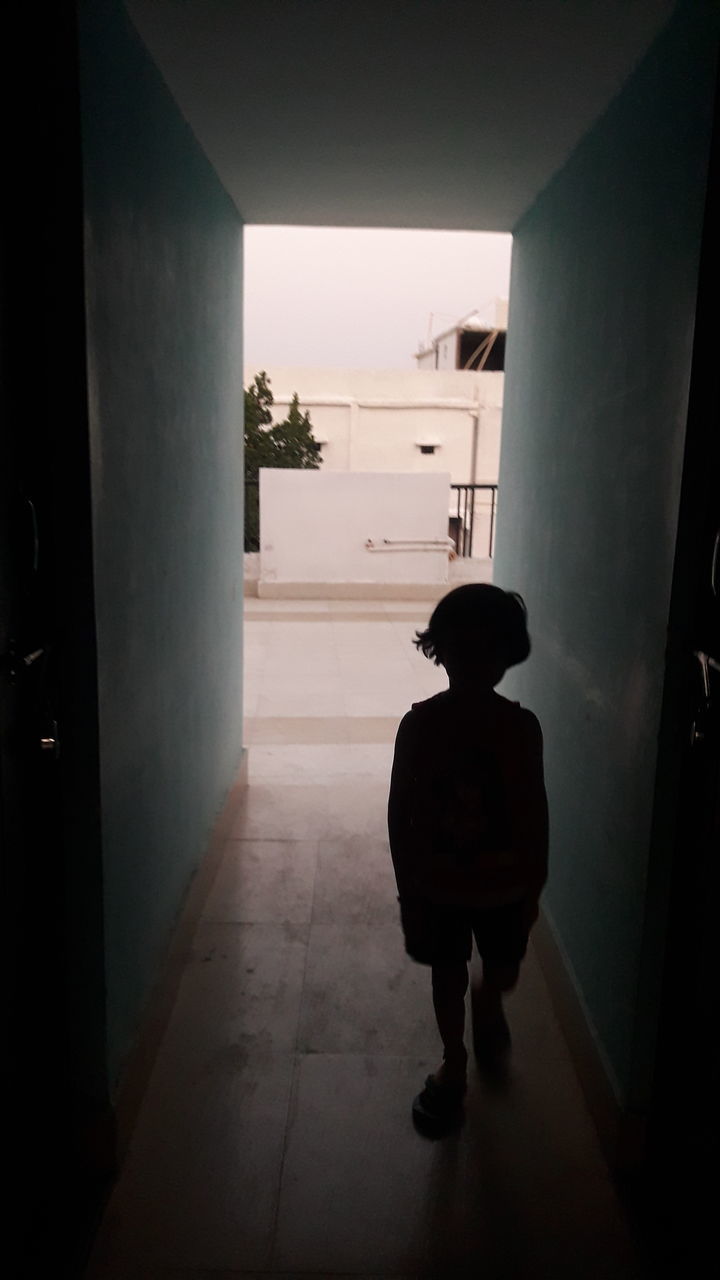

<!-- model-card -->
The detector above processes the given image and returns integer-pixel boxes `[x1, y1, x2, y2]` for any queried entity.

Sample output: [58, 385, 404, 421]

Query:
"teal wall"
[496, 3, 718, 1104]
[79, 0, 244, 1086]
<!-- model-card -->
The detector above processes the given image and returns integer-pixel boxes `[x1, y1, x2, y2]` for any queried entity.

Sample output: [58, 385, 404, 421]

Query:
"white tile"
[312, 834, 400, 926]
[344, 692, 413, 718]
[231, 781, 333, 840]
[248, 744, 393, 781]
[158, 921, 309, 1059]
[87, 1053, 294, 1275]
[297, 920, 437, 1056]
[271, 1056, 441, 1276]
[255, 692, 347, 717]
[203, 839, 317, 923]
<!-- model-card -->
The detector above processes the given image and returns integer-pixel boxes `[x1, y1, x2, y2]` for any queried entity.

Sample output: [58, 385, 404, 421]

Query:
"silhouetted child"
[388, 584, 548, 1128]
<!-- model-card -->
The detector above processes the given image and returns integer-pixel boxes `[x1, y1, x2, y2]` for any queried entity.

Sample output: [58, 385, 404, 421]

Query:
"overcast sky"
[243, 227, 512, 370]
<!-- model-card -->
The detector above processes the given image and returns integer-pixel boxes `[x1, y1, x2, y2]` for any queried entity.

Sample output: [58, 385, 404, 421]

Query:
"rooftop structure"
[415, 299, 508, 371]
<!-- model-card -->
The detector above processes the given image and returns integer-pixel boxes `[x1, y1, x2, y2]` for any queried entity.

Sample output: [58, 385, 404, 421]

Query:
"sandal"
[412, 1073, 466, 1131]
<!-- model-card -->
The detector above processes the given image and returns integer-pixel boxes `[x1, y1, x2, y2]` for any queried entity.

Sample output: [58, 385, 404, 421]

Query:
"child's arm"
[389, 710, 436, 962]
[505, 709, 549, 913]
[388, 710, 418, 897]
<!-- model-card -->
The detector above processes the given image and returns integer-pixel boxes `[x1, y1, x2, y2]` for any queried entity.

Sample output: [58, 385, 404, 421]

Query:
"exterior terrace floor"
[87, 596, 647, 1278]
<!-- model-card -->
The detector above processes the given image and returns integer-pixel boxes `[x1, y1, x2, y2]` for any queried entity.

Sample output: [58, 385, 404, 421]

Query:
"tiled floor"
[86, 597, 647, 1279]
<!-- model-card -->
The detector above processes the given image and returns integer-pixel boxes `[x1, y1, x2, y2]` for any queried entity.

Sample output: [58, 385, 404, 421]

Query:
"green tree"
[244, 372, 322, 550]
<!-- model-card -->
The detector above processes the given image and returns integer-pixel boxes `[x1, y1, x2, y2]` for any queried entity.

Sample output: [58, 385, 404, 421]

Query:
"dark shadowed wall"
[496, 2, 718, 1107]
[79, 0, 244, 1086]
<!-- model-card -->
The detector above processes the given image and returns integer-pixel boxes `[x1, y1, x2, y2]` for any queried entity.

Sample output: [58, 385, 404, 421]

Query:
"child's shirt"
[388, 689, 548, 909]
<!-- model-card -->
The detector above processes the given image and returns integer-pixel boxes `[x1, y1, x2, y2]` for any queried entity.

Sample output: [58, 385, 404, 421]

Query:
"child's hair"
[414, 584, 530, 669]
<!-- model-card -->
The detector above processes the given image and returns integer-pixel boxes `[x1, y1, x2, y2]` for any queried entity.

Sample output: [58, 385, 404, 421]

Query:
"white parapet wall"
[258, 469, 453, 598]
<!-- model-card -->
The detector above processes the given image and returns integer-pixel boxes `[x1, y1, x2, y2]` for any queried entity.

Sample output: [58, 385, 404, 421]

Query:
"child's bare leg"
[477, 960, 520, 1009]
[472, 961, 519, 1058]
[431, 961, 469, 1086]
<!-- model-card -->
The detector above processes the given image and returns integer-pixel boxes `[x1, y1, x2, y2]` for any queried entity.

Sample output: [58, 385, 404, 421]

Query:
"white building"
[243, 365, 503, 488]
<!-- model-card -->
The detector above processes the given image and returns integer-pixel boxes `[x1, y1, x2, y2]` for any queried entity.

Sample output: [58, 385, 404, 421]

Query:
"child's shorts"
[400, 897, 530, 970]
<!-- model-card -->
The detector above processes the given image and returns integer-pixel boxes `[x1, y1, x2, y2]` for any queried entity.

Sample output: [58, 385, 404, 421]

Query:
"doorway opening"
[242, 225, 512, 594]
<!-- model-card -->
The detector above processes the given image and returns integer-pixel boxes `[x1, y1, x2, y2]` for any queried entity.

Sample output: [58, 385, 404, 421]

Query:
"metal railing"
[450, 483, 498, 558]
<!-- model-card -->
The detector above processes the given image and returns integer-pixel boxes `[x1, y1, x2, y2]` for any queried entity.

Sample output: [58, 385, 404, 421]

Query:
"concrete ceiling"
[127, 0, 676, 230]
